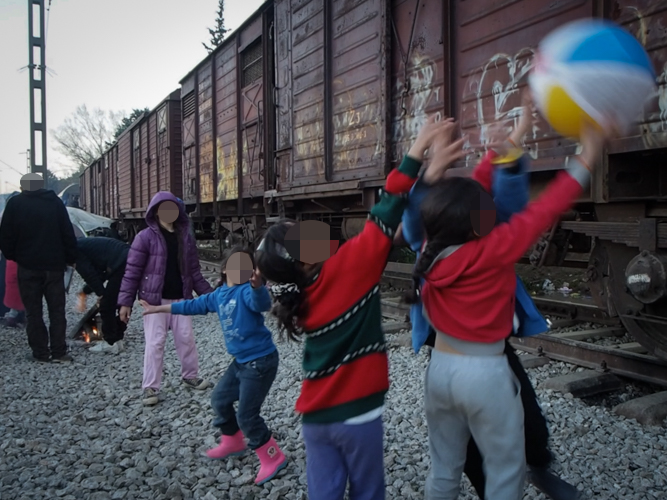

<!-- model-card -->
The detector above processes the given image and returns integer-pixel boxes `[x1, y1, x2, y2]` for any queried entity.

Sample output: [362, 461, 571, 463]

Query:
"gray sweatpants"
[424, 350, 526, 500]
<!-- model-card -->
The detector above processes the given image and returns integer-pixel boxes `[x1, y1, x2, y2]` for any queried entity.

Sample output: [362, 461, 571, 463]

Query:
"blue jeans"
[210, 349, 279, 449]
[302, 416, 385, 500]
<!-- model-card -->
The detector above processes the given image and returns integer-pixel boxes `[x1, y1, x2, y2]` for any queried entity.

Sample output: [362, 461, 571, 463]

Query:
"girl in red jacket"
[407, 114, 610, 500]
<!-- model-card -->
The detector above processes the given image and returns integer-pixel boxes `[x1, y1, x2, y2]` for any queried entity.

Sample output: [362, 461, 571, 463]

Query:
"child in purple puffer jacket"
[118, 192, 214, 406]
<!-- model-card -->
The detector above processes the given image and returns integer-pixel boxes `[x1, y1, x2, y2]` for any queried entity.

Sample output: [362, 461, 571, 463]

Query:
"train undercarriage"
[111, 180, 667, 363]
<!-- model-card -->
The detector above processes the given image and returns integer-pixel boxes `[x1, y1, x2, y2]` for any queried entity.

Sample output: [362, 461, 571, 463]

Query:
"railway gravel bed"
[0, 275, 665, 500]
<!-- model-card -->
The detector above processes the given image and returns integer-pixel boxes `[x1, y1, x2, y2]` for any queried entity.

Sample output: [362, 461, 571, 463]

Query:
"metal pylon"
[28, 0, 48, 185]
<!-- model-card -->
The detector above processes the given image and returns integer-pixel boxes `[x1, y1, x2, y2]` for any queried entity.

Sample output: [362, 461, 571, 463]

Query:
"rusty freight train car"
[80, 90, 183, 240]
[179, 1, 276, 244]
[180, 0, 667, 358]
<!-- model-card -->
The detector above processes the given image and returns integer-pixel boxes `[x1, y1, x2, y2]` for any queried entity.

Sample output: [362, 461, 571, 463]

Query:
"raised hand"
[250, 269, 263, 289]
[422, 121, 467, 184]
[408, 115, 456, 162]
[579, 122, 615, 171]
[510, 89, 536, 146]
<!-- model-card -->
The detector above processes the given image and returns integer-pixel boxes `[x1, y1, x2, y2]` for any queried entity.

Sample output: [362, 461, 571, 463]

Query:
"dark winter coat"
[0, 189, 77, 271]
[76, 237, 130, 297]
[117, 192, 212, 307]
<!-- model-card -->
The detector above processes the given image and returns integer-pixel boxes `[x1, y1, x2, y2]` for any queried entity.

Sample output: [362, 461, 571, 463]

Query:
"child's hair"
[155, 201, 188, 277]
[218, 245, 256, 285]
[255, 219, 309, 340]
[404, 177, 486, 304]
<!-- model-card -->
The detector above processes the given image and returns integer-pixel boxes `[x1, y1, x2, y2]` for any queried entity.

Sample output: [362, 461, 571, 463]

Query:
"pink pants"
[142, 298, 199, 390]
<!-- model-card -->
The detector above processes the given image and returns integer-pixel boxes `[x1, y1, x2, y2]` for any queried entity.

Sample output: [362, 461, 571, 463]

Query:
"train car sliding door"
[274, 0, 389, 193]
[239, 26, 265, 201]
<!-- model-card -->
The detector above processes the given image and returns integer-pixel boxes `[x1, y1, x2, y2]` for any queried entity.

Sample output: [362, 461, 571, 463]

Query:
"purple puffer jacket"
[117, 192, 213, 307]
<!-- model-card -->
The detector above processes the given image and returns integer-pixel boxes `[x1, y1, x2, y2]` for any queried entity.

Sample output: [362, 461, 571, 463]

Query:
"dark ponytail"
[404, 177, 486, 304]
[255, 219, 309, 341]
[405, 240, 445, 304]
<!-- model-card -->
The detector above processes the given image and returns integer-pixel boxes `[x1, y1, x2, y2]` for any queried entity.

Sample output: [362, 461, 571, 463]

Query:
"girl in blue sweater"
[140, 246, 287, 486]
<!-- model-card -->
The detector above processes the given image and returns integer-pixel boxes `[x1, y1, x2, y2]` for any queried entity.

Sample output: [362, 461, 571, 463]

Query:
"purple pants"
[302, 416, 385, 500]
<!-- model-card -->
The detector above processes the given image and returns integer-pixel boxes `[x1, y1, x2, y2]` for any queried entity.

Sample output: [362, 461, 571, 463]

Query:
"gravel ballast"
[1, 275, 665, 499]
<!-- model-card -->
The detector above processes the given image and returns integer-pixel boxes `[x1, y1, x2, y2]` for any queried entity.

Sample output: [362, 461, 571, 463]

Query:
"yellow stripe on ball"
[544, 85, 599, 139]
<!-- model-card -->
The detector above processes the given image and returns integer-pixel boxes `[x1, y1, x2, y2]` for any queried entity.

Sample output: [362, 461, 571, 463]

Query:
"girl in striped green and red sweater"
[256, 117, 466, 500]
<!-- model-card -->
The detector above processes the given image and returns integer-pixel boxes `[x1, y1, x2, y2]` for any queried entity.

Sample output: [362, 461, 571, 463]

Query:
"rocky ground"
[1, 275, 666, 500]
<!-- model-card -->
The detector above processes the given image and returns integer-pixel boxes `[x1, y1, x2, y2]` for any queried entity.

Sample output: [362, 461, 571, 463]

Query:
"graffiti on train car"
[332, 82, 382, 168]
[217, 141, 239, 201]
[461, 47, 539, 168]
[611, 0, 667, 147]
[294, 104, 324, 177]
[391, 54, 439, 161]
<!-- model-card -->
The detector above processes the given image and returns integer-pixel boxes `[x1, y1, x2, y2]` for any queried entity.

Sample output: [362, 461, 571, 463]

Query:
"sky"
[0, 0, 265, 193]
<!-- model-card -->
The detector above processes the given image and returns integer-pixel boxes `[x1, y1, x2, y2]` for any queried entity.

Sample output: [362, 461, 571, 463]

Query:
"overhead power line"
[0, 159, 25, 177]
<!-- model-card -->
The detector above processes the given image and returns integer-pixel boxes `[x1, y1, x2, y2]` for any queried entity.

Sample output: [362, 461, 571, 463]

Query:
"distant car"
[58, 184, 80, 208]
[66, 207, 117, 239]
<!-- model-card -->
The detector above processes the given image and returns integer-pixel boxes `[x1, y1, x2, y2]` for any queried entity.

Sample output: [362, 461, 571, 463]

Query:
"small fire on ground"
[74, 315, 104, 343]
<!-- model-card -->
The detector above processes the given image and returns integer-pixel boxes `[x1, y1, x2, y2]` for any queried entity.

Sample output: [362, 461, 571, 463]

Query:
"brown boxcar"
[181, 0, 391, 240]
[81, 90, 183, 239]
[180, 0, 667, 358]
[180, 1, 277, 242]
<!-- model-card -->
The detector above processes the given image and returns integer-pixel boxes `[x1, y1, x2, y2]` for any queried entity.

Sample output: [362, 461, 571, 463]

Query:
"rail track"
[198, 257, 667, 387]
[380, 262, 667, 387]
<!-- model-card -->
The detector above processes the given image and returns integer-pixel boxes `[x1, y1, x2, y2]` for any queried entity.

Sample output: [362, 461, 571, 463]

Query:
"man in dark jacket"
[0, 173, 77, 363]
[75, 236, 130, 354]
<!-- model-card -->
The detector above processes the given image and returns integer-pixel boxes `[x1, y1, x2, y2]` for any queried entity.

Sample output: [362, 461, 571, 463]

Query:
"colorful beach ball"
[529, 19, 656, 140]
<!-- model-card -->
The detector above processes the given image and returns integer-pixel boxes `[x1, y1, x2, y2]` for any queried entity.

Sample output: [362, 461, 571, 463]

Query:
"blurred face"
[157, 201, 178, 224]
[470, 190, 496, 237]
[20, 173, 44, 191]
[283, 220, 340, 265]
[226, 252, 253, 284]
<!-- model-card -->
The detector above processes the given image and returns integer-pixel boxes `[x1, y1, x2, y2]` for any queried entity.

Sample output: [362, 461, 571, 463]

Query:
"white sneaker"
[89, 341, 122, 354]
[113, 340, 125, 353]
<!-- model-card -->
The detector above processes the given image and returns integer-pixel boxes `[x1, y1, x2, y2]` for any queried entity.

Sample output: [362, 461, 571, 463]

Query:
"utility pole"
[28, 0, 48, 186]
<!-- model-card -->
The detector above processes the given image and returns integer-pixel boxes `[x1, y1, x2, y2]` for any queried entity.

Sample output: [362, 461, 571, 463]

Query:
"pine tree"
[203, 0, 228, 53]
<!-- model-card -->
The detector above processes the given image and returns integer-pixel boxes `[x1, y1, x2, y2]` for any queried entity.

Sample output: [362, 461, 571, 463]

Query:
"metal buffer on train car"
[625, 250, 667, 305]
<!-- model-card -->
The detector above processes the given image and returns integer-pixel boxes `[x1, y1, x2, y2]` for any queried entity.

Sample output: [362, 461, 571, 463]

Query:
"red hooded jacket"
[421, 158, 590, 344]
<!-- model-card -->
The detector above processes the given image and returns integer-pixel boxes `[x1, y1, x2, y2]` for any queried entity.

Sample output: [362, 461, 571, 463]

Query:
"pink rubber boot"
[254, 436, 287, 485]
[206, 430, 247, 460]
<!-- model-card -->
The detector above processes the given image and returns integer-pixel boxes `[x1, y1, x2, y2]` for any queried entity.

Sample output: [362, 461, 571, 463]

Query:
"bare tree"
[52, 105, 123, 172]
[203, 0, 229, 53]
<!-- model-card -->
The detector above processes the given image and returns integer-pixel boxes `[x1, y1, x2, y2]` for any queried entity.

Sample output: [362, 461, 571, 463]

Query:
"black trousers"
[463, 340, 552, 499]
[17, 266, 67, 360]
[98, 266, 126, 345]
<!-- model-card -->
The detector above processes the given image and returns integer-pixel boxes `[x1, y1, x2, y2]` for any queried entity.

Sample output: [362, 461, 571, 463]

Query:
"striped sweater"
[295, 155, 422, 424]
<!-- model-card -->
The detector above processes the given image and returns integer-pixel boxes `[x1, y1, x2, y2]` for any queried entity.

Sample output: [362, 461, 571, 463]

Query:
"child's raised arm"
[472, 91, 535, 191]
[337, 117, 466, 280]
[242, 270, 272, 313]
[141, 292, 218, 317]
[139, 300, 172, 316]
[474, 123, 609, 268]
